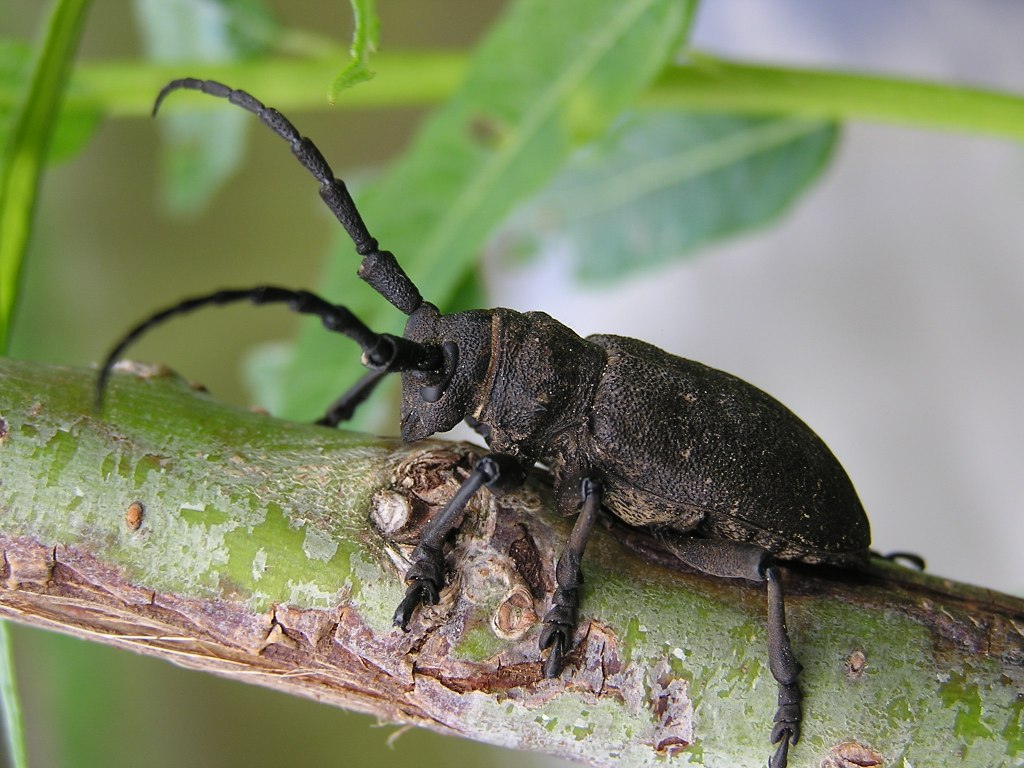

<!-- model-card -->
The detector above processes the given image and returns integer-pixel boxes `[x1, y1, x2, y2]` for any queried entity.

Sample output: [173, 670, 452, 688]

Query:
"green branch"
[644, 52, 1024, 142]
[45, 52, 467, 117]
[0, 0, 92, 353]
[13, 49, 1021, 144]
[1, 358, 1021, 767]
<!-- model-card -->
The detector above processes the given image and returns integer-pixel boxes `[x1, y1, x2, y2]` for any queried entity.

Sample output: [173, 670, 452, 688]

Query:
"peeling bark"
[1, 358, 1022, 767]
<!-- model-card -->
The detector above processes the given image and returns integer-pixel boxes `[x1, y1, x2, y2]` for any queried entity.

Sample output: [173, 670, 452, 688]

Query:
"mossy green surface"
[0, 359, 392, 612]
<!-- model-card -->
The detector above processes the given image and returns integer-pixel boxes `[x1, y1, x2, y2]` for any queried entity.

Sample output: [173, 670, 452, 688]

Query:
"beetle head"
[399, 304, 493, 441]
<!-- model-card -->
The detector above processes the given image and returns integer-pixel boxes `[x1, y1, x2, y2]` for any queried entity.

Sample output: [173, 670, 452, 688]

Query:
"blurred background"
[2, 0, 1023, 766]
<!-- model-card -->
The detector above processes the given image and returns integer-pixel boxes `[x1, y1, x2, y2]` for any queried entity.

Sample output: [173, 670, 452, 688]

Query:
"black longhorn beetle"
[97, 79, 905, 768]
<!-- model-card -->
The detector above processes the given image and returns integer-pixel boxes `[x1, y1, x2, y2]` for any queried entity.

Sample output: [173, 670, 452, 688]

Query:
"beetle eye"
[419, 342, 459, 403]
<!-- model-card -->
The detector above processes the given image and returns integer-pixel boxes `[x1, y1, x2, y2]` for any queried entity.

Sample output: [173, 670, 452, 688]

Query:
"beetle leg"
[393, 453, 526, 630]
[870, 549, 926, 571]
[663, 538, 801, 768]
[316, 368, 389, 426]
[766, 565, 801, 768]
[539, 477, 602, 678]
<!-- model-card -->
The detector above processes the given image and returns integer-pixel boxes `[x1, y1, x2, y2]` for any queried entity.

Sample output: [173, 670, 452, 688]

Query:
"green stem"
[0, 0, 92, 353]
[9, 49, 1023, 143]
[60, 52, 468, 117]
[0, 622, 27, 768]
[644, 51, 1024, 141]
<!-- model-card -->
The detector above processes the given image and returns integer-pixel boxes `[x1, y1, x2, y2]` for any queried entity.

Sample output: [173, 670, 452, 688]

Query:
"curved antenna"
[95, 286, 442, 408]
[153, 78, 425, 315]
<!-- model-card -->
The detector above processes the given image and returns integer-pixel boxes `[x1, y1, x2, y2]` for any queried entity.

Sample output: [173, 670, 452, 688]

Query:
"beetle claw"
[542, 641, 565, 678]
[767, 735, 791, 768]
[392, 587, 420, 630]
[769, 701, 800, 768]
[771, 684, 801, 746]
[770, 719, 800, 746]
[538, 611, 574, 678]
[392, 542, 446, 629]
[392, 580, 440, 629]
[538, 622, 570, 677]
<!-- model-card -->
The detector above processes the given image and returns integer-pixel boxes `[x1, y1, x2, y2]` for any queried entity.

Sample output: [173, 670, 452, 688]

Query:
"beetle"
[98, 79, 884, 768]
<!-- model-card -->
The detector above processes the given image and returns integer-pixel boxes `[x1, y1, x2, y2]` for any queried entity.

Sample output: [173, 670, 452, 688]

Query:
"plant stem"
[644, 51, 1024, 142]
[0, 0, 92, 353]
[7, 49, 1022, 143]
[1, 358, 1022, 766]
[0, 621, 28, 768]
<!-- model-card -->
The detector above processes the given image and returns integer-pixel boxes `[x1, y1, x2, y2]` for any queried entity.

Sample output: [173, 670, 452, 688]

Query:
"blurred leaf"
[132, 0, 279, 215]
[0, 42, 101, 164]
[493, 111, 838, 282]
[132, 0, 279, 68]
[252, 0, 695, 427]
[329, 0, 380, 100]
[444, 266, 488, 314]
[0, 0, 92, 355]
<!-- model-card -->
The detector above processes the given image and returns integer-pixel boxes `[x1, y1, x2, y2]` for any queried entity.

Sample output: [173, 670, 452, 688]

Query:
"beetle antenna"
[153, 78, 425, 316]
[95, 286, 443, 409]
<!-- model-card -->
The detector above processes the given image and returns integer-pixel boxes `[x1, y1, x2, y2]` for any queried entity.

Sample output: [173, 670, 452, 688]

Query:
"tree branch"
[1, 358, 1021, 766]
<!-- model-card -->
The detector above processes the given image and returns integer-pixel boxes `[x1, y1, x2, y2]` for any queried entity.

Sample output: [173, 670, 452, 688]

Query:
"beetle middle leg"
[539, 477, 602, 678]
[393, 452, 526, 630]
[663, 537, 801, 768]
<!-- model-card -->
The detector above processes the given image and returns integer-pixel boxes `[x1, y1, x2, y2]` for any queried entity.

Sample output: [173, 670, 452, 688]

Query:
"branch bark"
[1, 358, 1021, 767]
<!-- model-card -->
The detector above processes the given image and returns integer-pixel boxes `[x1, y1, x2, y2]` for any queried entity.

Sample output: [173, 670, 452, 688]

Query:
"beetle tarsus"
[766, 568, 802, 768]
[393, 584, 433, 630]
[538, 594, 577, 677]
[872, 550, 926, 571]
[541, 636, 566, 679]
[392, 541, 445, 629]
[770, 682, 802, 751]
[768, 733, 791, 768]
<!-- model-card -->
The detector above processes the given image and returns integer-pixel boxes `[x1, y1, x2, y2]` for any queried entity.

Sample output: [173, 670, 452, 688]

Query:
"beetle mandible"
[99, 79, 879, 768]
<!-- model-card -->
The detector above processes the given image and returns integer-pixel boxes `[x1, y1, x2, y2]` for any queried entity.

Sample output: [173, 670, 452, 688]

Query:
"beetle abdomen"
[585, 335, 870, 565]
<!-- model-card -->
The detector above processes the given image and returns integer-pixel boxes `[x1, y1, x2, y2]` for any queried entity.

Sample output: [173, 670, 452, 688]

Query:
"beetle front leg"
[316, 368, 388, 426]
[539, 477, 602, 678]
[393, 452, 526, 630]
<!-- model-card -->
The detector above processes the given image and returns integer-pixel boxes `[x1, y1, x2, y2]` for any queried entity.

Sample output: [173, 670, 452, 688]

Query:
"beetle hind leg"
[663, 538, 802, 768]
[766, 565, 801, 768]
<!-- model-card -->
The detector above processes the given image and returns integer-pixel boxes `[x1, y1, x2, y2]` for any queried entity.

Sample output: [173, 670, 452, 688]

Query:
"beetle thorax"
[468, 309, 606, 461]
[398, 306, 605, 460]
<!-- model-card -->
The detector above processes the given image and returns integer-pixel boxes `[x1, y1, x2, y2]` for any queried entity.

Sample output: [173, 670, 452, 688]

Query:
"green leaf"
[0, 0, 92, 355]
[254, 0, 696, 427]
[493, 111, 838, 282]
[329, 0, 380, 100]
[132, 0, 278, 215]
